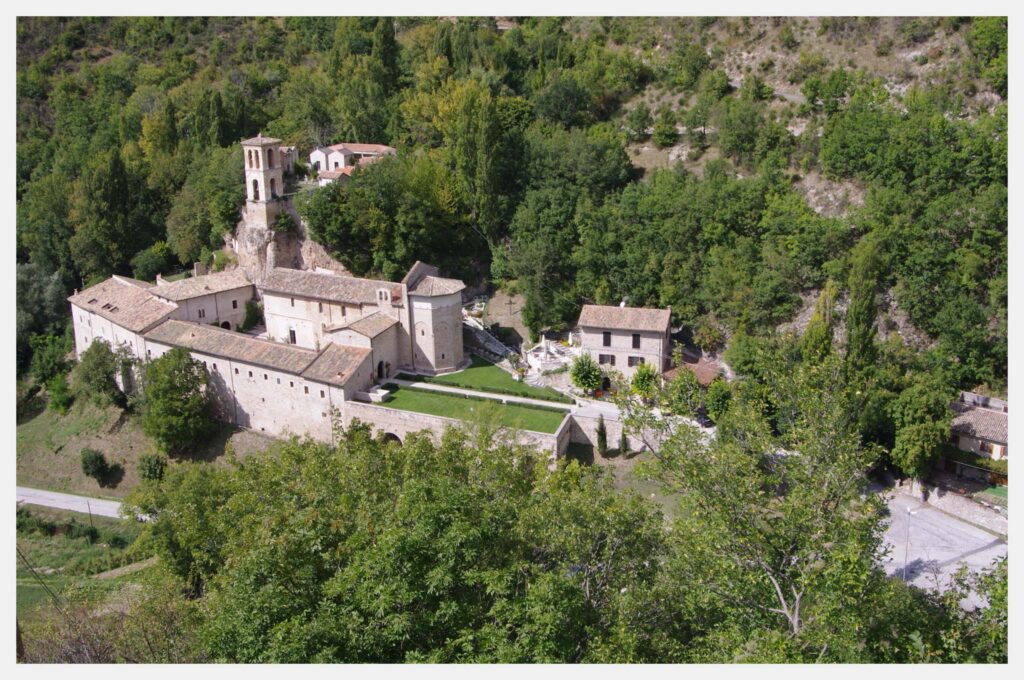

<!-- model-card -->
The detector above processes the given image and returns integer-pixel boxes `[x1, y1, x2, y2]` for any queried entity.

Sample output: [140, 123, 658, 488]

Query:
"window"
[603, 331, 611, 347]
[203, 361, 207, 369]
[342, 306, 347, 317]
[232, 300, 238, 309]
[599, 354, 616, 366]
[289, 381, 294, 388]
[290, 298, 295, 307]
[147, 349, 152, 357]
[632, 333, 641, 349]
[248, 371, 253, 378]
[197, 308, 206, 319]
[318, 302, 323, 313]
[320, 390, 325, 398]
[264, 373, 268, 380]
[212, 363, 217, 371]
[252, 179, 260, 201]
[289, 329, 297, 344]
[235, 368, 239, 375]
[980, 441, 995, 454]
[628, 356, 645, 367]
[304, 386, 309, 394]
[276, 378, 280, 384]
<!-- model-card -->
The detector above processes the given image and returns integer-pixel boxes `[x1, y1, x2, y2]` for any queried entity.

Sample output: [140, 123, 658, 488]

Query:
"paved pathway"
[16, 487, 123, 519]
[390, 378, 575, 411]
[882, 491, 1006, 607]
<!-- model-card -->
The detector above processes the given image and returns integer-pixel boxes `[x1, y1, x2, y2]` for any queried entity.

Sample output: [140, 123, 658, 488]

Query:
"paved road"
[16, 487, 123, 519]
[882, 491, 1006, 606]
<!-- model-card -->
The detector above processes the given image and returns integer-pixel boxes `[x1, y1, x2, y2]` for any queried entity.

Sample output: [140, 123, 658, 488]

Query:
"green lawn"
[400, 356, 572, 403]
[383, 384, 567, 434]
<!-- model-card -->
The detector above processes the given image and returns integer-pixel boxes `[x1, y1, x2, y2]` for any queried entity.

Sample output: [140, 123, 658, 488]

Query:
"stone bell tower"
[241, 134, 284, 230]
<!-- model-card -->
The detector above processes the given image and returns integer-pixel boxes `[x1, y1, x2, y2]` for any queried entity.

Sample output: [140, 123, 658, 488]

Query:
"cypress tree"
[596, 414, 608, 457]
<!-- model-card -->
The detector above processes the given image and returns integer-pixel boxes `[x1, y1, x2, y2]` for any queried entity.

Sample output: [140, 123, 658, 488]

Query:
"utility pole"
[903, 506, 917, 581]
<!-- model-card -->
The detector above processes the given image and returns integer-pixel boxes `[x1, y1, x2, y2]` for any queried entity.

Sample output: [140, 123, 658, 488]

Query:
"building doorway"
[289, 329, 296, 344]
[377, 360, 385, 380]
[221, 321, 231, 330]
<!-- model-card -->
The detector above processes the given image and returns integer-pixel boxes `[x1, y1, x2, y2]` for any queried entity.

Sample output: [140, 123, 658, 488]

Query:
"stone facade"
[577, 305, 672, 381]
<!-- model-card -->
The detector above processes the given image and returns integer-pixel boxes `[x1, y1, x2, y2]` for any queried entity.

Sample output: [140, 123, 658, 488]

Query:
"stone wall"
[895, 478, 1008, 536]
[569, 411, 648, 454]
[344, 400, 569, 458]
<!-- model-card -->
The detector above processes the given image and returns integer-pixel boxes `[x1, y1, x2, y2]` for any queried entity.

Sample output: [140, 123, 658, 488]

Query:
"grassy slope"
[404, 356, 570, 403]
[17, 393, 275, 498]
[383, 384, 567, 434]
[16, 506, 145, 623]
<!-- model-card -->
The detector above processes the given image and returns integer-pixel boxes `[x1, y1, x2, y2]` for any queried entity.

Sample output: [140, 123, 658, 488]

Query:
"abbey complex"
[68, 136, 481, 446]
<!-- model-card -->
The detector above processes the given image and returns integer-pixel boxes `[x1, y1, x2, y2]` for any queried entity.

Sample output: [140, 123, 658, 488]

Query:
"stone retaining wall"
[895, 479, 1008, 536]
[344, 400, 570, 460]
[568, 412, 648, 454]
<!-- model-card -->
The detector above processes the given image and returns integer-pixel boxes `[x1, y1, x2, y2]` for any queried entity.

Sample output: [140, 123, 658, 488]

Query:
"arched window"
[267, 148, 274, 168]
[246, 150, 252, 168]
[255, 150, 260, 169]
[269, 178, 276, 198]
[252, 179, 260, 201]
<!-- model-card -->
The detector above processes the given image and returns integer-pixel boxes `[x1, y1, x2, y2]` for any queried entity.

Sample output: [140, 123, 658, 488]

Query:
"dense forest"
[15, 16, 1009, 663]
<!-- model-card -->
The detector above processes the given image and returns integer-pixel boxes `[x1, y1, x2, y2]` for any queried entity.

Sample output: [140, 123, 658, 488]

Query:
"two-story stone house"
[950, 391, 1008, 461]
[577, 304, 672, 384]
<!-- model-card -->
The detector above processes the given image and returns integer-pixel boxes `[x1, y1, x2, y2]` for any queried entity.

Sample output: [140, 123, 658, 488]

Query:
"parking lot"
[882, 491, 1006, 608]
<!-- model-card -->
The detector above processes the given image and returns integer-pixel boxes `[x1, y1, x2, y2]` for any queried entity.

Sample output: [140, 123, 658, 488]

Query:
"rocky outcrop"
[231, 197, 350, 288]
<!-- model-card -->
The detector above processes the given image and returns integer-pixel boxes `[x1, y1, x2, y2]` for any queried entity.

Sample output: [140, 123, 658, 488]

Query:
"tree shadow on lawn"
[98, 463, 125, 489]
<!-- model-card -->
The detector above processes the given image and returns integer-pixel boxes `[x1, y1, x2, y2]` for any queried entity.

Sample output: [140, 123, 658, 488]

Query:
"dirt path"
[93, 556, 158, 581]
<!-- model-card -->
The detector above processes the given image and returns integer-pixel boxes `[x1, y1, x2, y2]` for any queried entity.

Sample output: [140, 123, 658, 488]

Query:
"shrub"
[271, 212, 296, 234]
[652, 107, 679, 148]
[47, 374, 74, 414]
[70, 339, 122, 408]
[705, 378, 733, 422]
[570, 353, 602, 394]
[29, 332, 70, 385]
[138, 452, 168, 481]
[130, 241, 174, 282]
[241, 300, 262, 331]
[619, 429, 629, 456]
[81, 448, 108, 481]
[631, 362, 659, 399]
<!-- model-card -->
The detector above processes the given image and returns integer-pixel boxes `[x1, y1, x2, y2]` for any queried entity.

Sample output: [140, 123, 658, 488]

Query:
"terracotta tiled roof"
[318, 168, 353, 179]
[327, 311, 398, 338]
[144, 320, 318, 374]
[241, 134, 282, 146]
[300, 343, 372, 387]
[577, 304, 671, 333]
[664, 360, 722, 388]
[327, 142, 395, 155]
[262, 268, 398, 305]
[69, 277, 178, 333]
[151, 269, 252, 302]
[407, 275, 465, 297]
[950, 402, 1008, 444]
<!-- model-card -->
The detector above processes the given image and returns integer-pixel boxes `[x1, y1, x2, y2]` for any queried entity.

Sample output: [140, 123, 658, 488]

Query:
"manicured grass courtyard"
[382, 384, 567, 434]
[400, 356, 571, 403]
